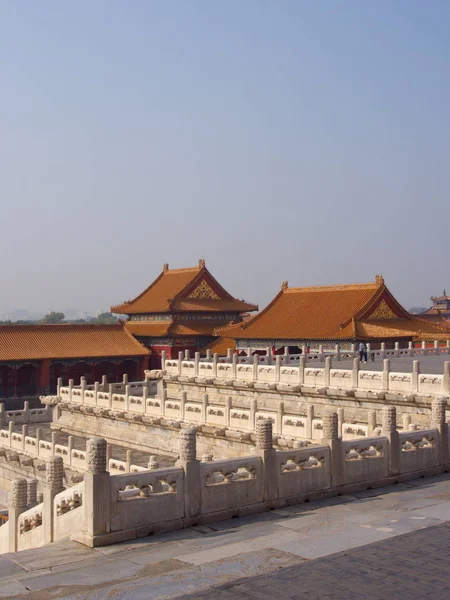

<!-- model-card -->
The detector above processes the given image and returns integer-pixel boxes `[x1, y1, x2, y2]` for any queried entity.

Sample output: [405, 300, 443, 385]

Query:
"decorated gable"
[366, 299, 400, 320]
[188, 279, 221, 300]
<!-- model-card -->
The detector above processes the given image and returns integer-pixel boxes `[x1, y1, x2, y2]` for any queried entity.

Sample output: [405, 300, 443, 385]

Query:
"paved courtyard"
[1, 473, 450, 598]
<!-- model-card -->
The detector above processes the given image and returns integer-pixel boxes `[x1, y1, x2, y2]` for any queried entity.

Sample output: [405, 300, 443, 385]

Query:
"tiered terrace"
[0, 401, 448, 555]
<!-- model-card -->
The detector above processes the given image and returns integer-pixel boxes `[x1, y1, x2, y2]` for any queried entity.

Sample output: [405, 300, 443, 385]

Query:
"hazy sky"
[1, 1, 449, 316]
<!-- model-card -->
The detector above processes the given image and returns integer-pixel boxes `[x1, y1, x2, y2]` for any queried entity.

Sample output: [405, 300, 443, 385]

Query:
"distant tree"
[90, 312, 118, 324]
[41, 311, 65, 324]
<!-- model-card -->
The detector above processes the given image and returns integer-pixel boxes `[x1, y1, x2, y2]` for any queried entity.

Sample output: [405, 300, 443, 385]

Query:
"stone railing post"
[122, 373, 129, 385]
[8, 478, 28, 552]
[408, 341, 414, 357]
[323, 412, 343, 487]
[212, 353, 218, 378]
[380, 342, 386, 359]
[318, 345, 324, 362]
[194, 352, 200, 377]
[36, 428, 41, 457]
[178, 428, 200, 519]
[335, 344, 341, 362]
[184, 349, 190, 361]
[253, 354, 259, 382]
[352, 357, 360, 389]
[180, 391, 187, 420]
[101, 375, 108, 392]
[266, 347, 272, 365]
[411, 360, 420, 393]
[382, 406, 399, 476]
[74, 437, 110, 546]
[255, 419, 277, 503]
[430, 397, 448, 465]
[80, 377, 86, 404]
[202, 394, 209, 424]
[275, 355, 281, 383]
[443, 361, 450, 396]
[226, 348, 233, 363]
[23, 401, 30, 424]
[366, 343, 371, 359]
[402, 413, 411, 431]
[350, 343, 356, 358]
[394, 342, 400, 358]
[94, 381, 100, 405]
[298, 355, 306, 385]
[421, 341, 427, 357]
[178, 351, 183, 376]
[277, 401, 284, 436]
[250, 399, 257, 431]
[22, 425, 28, 452]
[206, 349, 212, 361]
[160, 388, 167, 417]
[108, 383, 113, 408]
[161, 350, 167, 373]
[447, 340, 450, 354]
[57, 377, 63, 396]
[147, 455, 159, 470]
[301, 346, 307, 363]
[306, 404, 314, 439]
[68, 379, 74, 402]
[43, 456, 64, 544]
[367, 410, 377, 436]
[382, 359, 390, 391]
[126, 450, 132, 473]
[232, 354, 238, 379]
[225, 396, 231, 427]
[336, 407, 344, 437]
[0, 403, 4, 428]
[324, 356, 332, 387]
[124, 384, 130, 411]
[433, 340, 439, 356]
[27, 479, 38, 508]
[67, 436, 74, 467]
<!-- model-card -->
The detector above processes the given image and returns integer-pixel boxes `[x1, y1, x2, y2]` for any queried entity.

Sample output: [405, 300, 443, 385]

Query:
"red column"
[37, 360, 50, 394]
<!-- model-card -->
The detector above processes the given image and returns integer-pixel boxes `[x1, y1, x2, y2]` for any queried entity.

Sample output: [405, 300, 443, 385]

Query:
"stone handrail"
[179, 340, 450, 365]
[163, 352, 450, 398]
[0, 401, 51, 427]
[1, 402, 448, 553]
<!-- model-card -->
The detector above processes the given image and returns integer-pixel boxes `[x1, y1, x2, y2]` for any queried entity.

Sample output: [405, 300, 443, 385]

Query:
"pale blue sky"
[1, 1, 449, 315]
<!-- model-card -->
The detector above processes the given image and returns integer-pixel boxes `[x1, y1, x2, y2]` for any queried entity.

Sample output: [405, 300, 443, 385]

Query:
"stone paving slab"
[185, 523, 450, 600]
[2, 474, 450, 598]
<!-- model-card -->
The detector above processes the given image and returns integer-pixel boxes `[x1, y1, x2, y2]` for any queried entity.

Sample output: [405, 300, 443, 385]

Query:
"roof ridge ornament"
[375, 274, 384, 286]
[199, 258, 206, 268]
[163, 263, 169, 273]
[281, 281, 288, 291]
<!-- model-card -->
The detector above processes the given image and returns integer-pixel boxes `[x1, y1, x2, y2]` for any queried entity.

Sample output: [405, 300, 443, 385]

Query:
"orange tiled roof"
[217, 281, 385, 341]
[204, 336, 237, 354]
[111, 261, 257, 315]
[125, 322, 172, 337]
[355, 317, 450, 340]
[0, 324, 149, 361]
[125, 320, 221, 337]
[215, 277, 440, 341]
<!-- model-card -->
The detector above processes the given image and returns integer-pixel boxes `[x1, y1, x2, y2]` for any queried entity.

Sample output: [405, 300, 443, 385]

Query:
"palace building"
[111, 260, 257, 367]
[0, 323, 149, 399]
[214, 275, 450, 354]
[418, 291, 450, 324]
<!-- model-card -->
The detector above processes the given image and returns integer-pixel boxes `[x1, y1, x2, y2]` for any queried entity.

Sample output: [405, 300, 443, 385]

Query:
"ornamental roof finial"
[375, 274, 384, 286]
[281, 281, 288, 291]
[163, 263, 169, 273]
[199, 258, 205, 268]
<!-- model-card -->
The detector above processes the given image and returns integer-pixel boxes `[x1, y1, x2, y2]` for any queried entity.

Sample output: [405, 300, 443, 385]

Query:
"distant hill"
[409, 306, 428, 314]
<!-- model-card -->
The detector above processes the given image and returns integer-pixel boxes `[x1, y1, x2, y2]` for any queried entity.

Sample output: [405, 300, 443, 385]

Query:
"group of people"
[359, 342, 368, 363]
